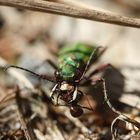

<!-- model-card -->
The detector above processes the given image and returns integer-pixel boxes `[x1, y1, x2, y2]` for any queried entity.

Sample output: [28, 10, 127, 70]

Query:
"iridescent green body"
[58, 43, 96, 82]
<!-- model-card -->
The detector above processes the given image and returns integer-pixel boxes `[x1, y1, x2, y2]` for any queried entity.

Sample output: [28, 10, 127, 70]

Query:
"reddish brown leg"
[80, 63, 117, 85]
[34, 59, 57, 70]
[88, 63, 114, 78]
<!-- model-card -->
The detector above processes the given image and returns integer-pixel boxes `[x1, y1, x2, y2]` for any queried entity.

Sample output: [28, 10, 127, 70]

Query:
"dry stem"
[0, 0, 140, 28]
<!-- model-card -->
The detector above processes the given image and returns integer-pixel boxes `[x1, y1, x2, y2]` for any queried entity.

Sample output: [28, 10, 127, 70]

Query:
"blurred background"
[0, 0, 140, 139]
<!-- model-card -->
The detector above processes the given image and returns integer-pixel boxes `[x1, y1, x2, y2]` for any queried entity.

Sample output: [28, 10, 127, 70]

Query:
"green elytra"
[58, 43, 97, 81]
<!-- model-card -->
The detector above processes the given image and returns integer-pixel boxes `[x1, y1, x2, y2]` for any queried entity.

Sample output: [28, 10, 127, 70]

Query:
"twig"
[111, 115, 140, 139]
[47, 120, 65, 140]
[34, 129, 47, 140]
[15, 87, 37, 140]
[0, 0, 140, 28]
[0, 92, 15, 104]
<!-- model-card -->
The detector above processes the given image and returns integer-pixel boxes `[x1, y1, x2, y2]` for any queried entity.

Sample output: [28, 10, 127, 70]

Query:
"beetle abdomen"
[58, 43, 95, 81]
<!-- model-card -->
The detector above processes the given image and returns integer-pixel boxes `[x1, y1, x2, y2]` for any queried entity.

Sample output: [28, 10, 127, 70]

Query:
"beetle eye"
[70, 106, 83, 117]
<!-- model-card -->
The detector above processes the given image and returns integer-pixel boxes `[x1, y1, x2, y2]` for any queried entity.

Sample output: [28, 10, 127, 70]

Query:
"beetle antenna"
[5, 65, 56, 83]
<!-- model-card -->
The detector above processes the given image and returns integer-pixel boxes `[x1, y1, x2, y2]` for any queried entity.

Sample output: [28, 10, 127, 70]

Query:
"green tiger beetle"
[5, 43, 112, 117]
[4, 43, 140, 139]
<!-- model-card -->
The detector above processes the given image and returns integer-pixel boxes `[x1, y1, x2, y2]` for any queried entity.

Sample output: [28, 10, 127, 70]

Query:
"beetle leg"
[90, 78, 123, 115]
[50, 84, 58, 100]
[50, 84, 65, 106]
[69, 87, 78, 103]
[101, 78, 119, 113]
[80, 63, 119, 85]
[88, 63, 115, 78]
[55, 103, 93, 111]
[55, 92, 62, 105]
[70, 89, 94, 113]
[34, 59, 57, 70]
[76, 90, 84, 102]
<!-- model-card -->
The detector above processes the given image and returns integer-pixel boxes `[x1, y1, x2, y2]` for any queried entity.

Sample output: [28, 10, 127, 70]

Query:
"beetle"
[4, 43, 140, 140]
[5, 43, 110, 117]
